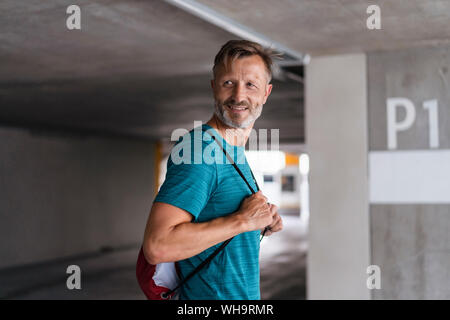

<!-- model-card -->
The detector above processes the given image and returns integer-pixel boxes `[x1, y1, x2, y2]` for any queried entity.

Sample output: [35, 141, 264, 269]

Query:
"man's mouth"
[227, 105, 248, 112]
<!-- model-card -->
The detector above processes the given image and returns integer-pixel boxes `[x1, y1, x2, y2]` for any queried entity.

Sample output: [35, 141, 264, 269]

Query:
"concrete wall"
[0, 126, 155, 269]
[306, 53, 371, 299]
[367, 45, 450, 299]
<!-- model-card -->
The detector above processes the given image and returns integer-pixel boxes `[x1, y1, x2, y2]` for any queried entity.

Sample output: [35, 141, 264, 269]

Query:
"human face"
[212, 55, 273, 129]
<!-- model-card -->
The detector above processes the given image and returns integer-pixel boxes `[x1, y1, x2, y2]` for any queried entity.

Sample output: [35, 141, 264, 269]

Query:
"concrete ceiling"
[0, 0, 232, 82]
[199, 0, 450, 55]
[0, 0, 303, 144]
[1, 0, 449, 145]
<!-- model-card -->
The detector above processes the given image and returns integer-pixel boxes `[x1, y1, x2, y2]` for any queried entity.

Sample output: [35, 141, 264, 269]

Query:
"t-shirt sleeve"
[153, 136, 217, 220]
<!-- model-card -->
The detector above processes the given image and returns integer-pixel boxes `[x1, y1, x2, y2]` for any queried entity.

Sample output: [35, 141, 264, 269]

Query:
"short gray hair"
[213, 40, 278, 83]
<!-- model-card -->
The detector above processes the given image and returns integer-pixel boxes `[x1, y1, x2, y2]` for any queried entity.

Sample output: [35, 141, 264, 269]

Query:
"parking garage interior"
[1, 0, 450, 300]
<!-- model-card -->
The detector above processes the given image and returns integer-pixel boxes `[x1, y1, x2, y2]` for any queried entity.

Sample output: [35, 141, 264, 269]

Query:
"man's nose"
[231, 84, 246, 103]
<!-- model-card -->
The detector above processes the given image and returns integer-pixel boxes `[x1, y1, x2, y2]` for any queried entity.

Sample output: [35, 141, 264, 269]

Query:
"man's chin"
[215, 108, 256, 129]
[226, 118, 253, 129]
[225, 112, 253, 127]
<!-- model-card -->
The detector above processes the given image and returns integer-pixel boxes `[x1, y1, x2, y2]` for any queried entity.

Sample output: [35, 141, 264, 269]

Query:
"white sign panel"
[369, 150, 450, 204]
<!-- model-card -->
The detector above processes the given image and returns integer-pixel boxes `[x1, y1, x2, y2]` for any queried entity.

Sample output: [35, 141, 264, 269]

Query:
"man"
[143, 40, 283, 299]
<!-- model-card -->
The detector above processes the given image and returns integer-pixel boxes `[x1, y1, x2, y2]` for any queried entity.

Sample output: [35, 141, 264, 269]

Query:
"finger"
[268, 213, 281, 228]
[269, 210, 278, 221]
[264, 230, 273, 237]
[264, 227, 275, 236]
[270, 216, 283, 232]
[271, 222, 282, 232]
[262, 225, 272, 234]
[268, 204, 278, 214]
[256, 192, 267, 201]
[257, 199, 270, 209]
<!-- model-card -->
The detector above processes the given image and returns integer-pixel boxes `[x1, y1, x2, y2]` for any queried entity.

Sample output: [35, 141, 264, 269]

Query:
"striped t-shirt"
[154, 123, 260, 300]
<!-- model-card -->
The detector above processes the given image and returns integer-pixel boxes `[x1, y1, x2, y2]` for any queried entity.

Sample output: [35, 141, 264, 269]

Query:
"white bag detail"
[153, 262, 180, 290]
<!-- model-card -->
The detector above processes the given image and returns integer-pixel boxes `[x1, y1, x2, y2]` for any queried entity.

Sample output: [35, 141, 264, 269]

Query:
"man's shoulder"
[170, 125, 221, 158]
[173, 125, 217, 147]
[168, 125, 221, 167]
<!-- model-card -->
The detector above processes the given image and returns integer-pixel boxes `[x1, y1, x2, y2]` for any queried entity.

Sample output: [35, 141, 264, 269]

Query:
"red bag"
[136, 238, 234, 300]
[136, 246, 180, 300]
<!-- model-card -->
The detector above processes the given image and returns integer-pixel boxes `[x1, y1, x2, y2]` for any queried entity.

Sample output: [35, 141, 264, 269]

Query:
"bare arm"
[143, 191, 273, 264]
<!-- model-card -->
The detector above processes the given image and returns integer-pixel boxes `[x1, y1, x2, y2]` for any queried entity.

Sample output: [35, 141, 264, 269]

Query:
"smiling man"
[142, 40, 283, 300]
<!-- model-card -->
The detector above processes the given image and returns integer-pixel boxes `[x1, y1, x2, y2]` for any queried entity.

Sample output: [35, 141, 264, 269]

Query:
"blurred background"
[0, 0, 449, 299]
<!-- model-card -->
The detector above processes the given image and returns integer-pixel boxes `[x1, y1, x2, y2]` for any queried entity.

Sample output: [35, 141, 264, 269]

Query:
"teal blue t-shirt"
[153, 123, 260, 300]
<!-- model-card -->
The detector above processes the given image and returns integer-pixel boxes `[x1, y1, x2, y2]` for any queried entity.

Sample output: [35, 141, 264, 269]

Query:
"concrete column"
[306, 53, 371, 299]
[306, 45, 450, 300]
[368, 45, 450, 299]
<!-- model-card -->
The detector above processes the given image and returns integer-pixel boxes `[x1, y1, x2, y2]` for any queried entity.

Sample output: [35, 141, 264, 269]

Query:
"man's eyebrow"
[218, 73, 266, 83]
[246, 75, 264, 84]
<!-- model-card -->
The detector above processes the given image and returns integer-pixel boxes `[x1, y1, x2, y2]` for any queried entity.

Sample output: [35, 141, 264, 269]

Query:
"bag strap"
[206, 128, 260, 193]
[207, 130, 268, 239]
[162, 127, 259, 299]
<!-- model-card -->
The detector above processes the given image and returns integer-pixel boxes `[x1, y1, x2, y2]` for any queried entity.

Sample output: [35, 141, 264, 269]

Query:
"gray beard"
[214, 100, 263, 129]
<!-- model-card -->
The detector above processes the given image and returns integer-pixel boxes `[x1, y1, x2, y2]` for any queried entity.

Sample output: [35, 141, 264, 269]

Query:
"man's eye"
[224, 80, 233, 85]
[247, 82, 256, 88]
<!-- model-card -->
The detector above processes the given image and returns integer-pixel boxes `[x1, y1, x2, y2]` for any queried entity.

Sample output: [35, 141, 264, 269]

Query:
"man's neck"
[206, 115, 253, 147]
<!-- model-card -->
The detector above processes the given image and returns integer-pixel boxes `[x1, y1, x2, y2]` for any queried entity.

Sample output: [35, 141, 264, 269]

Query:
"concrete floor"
[0, 215, 306, 300]
[260, 214, 307, 300]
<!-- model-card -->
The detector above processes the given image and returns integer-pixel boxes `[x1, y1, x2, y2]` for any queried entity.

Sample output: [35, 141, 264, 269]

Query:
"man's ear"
[262, 83, 273, 104]
[210, 79, 215, 90]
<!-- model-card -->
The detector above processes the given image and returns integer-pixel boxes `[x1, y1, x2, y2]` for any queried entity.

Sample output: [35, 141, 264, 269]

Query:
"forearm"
[144, 213, 247, 264]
